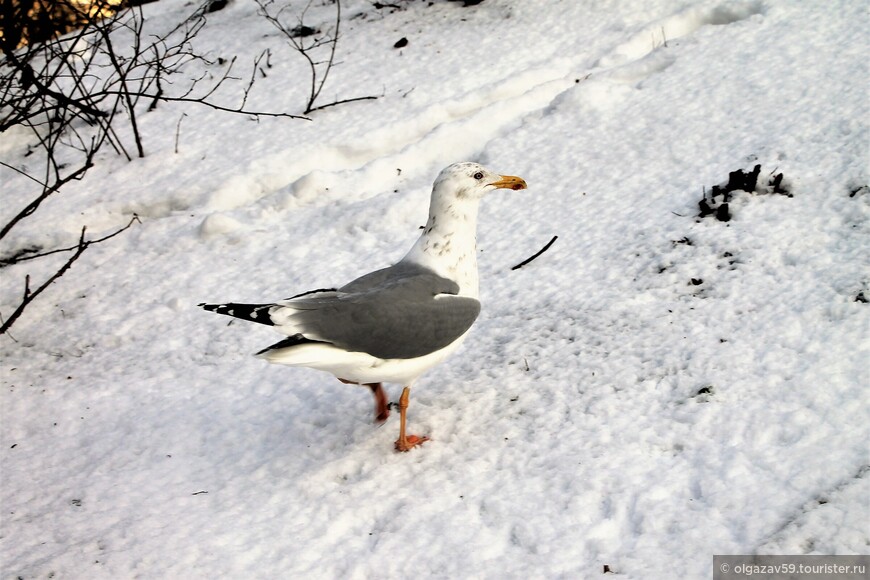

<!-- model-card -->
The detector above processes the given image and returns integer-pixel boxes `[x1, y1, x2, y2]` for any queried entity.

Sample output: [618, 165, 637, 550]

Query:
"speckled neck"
[401, 192, 481, 299]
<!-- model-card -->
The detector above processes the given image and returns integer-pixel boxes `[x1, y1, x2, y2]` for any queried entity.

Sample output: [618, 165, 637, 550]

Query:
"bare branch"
[0, 215, 142, 335]
[256, 0, 377, 114]
[0, 158, 94, 241]
[1, 214, 141, 266]
[306, 94, 379, 113]
[311, 0, 341, 106]
[96, 88, 310, 118]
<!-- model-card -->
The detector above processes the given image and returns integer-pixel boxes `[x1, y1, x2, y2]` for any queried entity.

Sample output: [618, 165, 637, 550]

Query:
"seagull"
[200, 162, 527, 451]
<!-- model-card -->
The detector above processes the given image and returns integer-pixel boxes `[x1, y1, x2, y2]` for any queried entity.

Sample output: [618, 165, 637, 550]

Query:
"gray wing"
[274, 264, 480, 359]
[337, 261, 438, 293]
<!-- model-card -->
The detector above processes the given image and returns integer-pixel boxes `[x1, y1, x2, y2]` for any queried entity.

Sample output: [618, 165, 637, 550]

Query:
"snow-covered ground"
[2, 0, 868, 577]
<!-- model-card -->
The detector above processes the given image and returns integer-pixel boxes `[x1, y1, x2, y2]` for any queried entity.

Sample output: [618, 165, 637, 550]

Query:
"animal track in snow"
[595, 0, 764, 84]
[204, 1, 765, 220]
[205, 62, 576, 215]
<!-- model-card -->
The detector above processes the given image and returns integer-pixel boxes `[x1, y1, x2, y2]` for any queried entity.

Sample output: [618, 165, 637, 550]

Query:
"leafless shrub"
[255, 0, 378, 114]
[0, 0, 305, 336]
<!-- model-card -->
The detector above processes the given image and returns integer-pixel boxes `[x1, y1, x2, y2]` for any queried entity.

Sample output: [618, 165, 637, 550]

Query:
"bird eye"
[473, 172, 484, 180]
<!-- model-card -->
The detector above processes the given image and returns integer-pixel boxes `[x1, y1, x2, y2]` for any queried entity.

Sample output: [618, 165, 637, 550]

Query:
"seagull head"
[433, 162, 527, 201]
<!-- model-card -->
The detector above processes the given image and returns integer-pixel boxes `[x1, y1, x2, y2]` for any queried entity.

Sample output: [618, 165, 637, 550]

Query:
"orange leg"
[367, 383, 390, 423]
[338, 378, 389, 423]
[394, 386, 429, 452]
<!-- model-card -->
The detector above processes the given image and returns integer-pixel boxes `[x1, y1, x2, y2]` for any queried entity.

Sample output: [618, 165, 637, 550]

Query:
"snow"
[1, 0, 868, 577]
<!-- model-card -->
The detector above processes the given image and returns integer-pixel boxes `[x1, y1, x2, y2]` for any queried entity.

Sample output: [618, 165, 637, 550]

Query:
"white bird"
[200, 162, 527, 451]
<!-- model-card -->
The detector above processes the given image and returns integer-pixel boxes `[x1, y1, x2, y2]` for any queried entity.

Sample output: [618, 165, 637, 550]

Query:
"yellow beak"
[488, 175, 527, 191]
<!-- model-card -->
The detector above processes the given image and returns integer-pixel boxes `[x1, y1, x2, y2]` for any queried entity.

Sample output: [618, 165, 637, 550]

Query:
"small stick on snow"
[174, 114, 187, 154]
[511, 236, 558, 271]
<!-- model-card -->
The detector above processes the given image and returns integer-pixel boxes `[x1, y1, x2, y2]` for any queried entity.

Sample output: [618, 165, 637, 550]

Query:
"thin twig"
[306, 94, 379, 113]
[311, 0, 341, 108]
[0, 216, 141, 335]
[1, 215, 141, 266]
[1, 228, 86, 335]
[0, 160, 94, 241]
[510, 236, 558, 271]
[257, 0, 373, 115]
[0, 51, 108, 119]
[95, 90, 310, 119]
[174, 113, 187, 154]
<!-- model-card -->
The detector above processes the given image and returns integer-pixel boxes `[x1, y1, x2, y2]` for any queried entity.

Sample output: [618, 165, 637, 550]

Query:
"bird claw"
[394, 434, 429, 452]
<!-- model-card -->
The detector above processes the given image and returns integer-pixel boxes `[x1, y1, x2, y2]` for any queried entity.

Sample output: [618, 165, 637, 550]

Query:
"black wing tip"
[199, 302, 276, 325]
